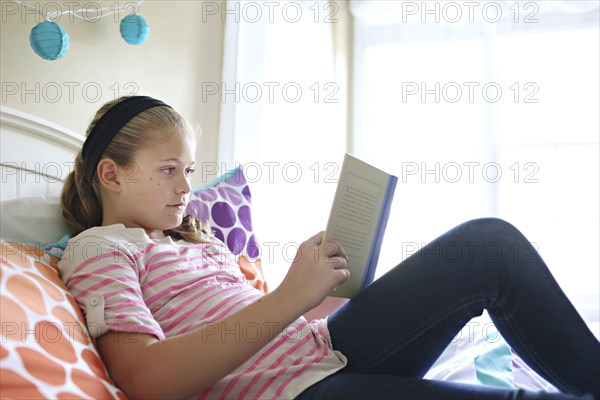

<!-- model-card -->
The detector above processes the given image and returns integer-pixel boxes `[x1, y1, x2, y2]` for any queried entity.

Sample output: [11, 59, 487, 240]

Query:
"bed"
[0, 105, 581, 398]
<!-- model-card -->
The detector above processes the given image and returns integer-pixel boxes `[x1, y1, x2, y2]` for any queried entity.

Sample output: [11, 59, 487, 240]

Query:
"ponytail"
[60, 152, 103, 237]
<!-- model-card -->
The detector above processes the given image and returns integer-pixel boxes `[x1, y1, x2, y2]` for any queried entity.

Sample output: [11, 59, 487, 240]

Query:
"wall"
[0, 0, 224, 186]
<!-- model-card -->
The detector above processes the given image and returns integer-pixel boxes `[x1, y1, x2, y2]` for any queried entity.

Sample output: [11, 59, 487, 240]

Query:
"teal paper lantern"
[29, 21, 69, 60]
[120, 14, 149, 45]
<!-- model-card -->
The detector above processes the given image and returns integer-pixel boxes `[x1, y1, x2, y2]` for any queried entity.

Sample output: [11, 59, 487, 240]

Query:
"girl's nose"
[176, 176, 191, 194]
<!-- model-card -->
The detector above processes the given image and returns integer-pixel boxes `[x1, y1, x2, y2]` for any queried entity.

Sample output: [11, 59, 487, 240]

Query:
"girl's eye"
[162, 167, 175, 175]
[186, 168, 196, 176]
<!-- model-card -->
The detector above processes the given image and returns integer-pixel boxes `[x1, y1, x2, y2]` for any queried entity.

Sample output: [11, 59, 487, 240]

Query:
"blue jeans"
[297, 218, 600, 400]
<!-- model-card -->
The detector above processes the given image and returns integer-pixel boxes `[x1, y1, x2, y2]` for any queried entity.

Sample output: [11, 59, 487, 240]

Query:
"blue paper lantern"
[120, 14, 149, 45]
[29, 21, 70, 60]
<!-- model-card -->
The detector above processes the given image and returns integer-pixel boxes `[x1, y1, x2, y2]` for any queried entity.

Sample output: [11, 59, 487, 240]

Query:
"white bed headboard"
[0, 106, 84, 201]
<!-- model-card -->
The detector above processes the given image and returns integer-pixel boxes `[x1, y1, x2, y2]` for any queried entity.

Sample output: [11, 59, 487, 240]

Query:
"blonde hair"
[61, 96, 210, 243]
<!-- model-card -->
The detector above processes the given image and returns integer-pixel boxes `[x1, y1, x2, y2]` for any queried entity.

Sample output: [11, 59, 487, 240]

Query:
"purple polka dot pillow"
[185, 167, 268, 292]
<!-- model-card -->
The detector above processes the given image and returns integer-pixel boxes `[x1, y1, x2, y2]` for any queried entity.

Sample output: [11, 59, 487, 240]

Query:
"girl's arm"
[97, 232, 348, 400]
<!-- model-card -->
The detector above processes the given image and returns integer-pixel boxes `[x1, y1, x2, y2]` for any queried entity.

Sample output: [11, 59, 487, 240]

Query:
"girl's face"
[115, 131, 196, 238]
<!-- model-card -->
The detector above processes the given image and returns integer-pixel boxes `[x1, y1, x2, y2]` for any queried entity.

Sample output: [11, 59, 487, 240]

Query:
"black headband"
[82, 96, 171, 179]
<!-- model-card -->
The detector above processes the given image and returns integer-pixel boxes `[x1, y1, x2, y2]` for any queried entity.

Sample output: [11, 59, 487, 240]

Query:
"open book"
[324, 154, 397, 298]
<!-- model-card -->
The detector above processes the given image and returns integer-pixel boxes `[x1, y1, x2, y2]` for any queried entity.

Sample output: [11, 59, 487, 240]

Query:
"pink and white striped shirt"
[58, 224, 347, 399]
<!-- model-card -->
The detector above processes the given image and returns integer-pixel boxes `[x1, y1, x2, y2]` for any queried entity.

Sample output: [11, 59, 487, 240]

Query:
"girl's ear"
[97, 159, 121, 193]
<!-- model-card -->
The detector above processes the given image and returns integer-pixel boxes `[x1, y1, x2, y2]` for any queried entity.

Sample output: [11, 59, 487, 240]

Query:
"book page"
[328, 173, 381, 260]
[324, 154, 395, 298]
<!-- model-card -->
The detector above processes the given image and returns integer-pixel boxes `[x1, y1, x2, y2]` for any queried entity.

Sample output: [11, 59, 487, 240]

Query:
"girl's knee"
[464, 217, 517, 232]
[462, 217, 525, 242]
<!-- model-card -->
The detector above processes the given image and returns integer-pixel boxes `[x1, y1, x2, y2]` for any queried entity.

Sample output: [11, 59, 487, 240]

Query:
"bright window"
[352, 1, 599, 307]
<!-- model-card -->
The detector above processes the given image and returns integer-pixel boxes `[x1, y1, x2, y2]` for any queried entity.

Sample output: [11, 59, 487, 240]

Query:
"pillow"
[0, 196, 69, 246]
[185, 166, 268, 292]
[0, 241, 126, 399]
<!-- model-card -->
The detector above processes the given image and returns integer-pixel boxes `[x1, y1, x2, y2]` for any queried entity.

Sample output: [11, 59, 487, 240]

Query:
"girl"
[59, 95, 599, 400]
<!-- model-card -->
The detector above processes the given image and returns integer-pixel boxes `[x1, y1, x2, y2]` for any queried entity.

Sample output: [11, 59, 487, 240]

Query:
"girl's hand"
[276, 232, 350, 315]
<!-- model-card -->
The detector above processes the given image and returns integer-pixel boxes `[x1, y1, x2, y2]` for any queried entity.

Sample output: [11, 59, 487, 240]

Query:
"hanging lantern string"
[9, 0, 143, 22]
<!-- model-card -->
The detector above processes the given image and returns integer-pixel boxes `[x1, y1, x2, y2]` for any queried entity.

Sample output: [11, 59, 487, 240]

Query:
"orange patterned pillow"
[0, 241, 126, 399]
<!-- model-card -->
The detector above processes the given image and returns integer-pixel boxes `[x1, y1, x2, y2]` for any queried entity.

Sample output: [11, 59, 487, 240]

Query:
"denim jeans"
[297, 218, 600, 400]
